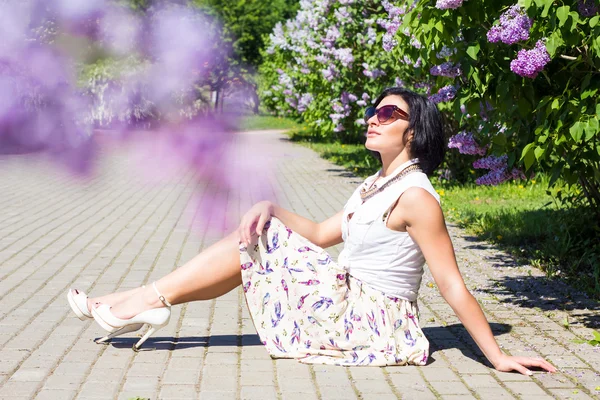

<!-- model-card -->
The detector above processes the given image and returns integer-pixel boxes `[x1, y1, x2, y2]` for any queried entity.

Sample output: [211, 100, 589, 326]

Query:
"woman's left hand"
[492, 353, 557, 375]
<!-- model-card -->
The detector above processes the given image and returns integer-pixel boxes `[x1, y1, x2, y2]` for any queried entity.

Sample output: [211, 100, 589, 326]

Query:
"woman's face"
[364, 94, 411, 157]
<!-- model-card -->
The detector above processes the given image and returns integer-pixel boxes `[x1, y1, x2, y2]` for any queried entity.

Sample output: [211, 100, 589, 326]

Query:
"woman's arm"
[238, 201, 343, 248]
[271, 204, 343, 248]
[391, 188, 556, 375]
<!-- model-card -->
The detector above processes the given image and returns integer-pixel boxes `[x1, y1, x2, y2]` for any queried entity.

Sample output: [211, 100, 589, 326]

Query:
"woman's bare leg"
[97, 230, 244, 319]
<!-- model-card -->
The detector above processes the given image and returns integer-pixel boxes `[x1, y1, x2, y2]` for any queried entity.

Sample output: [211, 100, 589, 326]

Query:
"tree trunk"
[214, 89, 220, 113]
[251, 86, 260, 114]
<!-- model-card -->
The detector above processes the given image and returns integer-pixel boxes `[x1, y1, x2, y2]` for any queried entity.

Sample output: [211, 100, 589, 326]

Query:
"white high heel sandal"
[91, 282, 171, 351]
[67, 289, 92, 320]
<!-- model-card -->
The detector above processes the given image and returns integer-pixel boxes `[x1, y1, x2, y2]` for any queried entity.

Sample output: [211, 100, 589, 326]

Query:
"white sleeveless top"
[337, 159, 440, 301]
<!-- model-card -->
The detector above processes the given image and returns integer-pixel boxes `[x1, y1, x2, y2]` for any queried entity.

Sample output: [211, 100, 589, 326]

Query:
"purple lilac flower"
[333, 48, 354, 67]
[321, 65, 337, 81]
[366, 27, 377, 45]
[395, 78, 406, 87]
[472, 154, 519, 185]
[473, 154, 507, 171]
[435, 0, 464, 10]
[362, 63, 386, 79]
[409, 35, 422, 49]
[323, 26, 340, 47]
[429, 85, 456, 103]
[334, 7, 351, 24]
[578, 0, 599, 17]
[315, 54, 328, 64]
[341, 92, 357, 104]
[332, 103, 345, 113]
[510, 40, 551, 79]
[436, 46, 457, 59]
[430, 61, 462, 77]
[487, 5, 532, 45]
[383, 33, 398, 52]
[414, 81, 432, 94]
[297, 93, 313, 112]
[448, 131, 487, 155]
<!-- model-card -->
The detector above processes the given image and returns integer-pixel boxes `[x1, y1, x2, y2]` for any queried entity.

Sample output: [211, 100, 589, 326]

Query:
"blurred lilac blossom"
[578, 0, 599, 17]
[0, 0, 275, 234]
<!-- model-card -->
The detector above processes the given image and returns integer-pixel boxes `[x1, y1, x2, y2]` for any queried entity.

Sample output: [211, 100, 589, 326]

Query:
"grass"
[286, 128, 600, 299]
[238, 114, 300, 131]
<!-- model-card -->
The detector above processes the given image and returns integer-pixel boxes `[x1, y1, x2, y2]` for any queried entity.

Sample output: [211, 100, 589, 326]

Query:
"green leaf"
[581, 88, 598, 100]
[534, 146, 546, 160]
[541, 0, 553, 17]
[518, 0, 533, 8]
[521, 142, 536, 170]
[590, 16, 599, 28]
[557, 6, 570, 27]
[493, 134, 507, 146]
[585, 118, 599, 141]
[545, 31, 564, 57]
[434, 20, 444, 33]
[593, 330, 600, 341]
[466, 44, 480, 60]
[570, 121, 584, 142]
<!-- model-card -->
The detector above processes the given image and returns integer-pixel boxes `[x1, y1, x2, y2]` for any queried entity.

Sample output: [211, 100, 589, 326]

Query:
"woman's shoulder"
[397, 173, 440, 203]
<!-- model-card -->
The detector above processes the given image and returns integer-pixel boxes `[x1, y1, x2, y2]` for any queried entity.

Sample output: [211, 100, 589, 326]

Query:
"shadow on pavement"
[100, 334, 263, 351]
[424, 323, 510, 367]
[481, 275, 600, 329]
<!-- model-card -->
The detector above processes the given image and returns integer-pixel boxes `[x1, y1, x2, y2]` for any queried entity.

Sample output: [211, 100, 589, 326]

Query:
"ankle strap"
[153, 282, 172, 308]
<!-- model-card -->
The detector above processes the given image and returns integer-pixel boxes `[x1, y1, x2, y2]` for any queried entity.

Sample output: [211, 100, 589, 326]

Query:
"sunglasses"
[364, 105, 410, 125]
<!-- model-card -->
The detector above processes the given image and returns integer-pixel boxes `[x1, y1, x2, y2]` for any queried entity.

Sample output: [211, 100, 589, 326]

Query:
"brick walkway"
[0, 130, 599, 400]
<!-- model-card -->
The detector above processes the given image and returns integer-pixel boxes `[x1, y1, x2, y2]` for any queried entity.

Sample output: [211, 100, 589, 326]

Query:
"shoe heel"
[132, 321, 168, 352]
[96, 323, 145, 344]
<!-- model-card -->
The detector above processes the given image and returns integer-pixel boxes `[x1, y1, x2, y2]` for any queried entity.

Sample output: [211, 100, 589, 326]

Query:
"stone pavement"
[0, 130, 599, 400]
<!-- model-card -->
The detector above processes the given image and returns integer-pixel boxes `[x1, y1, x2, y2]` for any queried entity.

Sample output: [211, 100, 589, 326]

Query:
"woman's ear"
[404, 130, 414, 146]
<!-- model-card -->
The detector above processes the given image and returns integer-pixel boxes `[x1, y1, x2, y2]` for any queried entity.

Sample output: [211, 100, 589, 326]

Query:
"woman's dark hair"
[371, 87, 446, 176]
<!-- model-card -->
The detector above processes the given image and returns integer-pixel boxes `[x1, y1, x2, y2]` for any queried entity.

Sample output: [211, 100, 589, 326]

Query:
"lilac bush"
[262, 0, 600, 209]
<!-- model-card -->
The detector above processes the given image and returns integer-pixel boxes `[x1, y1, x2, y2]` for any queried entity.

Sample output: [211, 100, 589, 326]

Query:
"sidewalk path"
[0, 130, 598, 400]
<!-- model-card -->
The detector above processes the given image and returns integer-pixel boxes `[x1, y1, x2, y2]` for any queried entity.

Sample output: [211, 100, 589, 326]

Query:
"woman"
[67, 87, 555, 373]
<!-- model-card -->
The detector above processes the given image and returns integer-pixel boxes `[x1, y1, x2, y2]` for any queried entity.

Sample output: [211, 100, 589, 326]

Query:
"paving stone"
[158, 384, 198, 399]
[239, 385, 278, 400]
[34, 389, 77, 400]
[427, 380, 472, 395]
[197, 391, 238, 400]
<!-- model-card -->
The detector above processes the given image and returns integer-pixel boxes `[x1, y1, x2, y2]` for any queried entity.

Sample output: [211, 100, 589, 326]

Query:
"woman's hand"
[492, 353, 557, 375]
[238, 201, 274, 246]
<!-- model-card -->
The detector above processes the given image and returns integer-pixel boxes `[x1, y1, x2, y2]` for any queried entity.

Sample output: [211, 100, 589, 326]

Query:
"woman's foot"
[70, 286, 146, 317]
[93, 284, 166, 320]
[91, 282, 172, 351]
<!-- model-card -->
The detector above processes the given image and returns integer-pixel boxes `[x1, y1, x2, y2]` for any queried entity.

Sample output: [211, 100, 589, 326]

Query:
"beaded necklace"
[360, 163, 422, 203]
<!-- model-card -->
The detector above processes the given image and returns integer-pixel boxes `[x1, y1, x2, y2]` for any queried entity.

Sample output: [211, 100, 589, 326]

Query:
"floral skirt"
[239, 217, 429, 366]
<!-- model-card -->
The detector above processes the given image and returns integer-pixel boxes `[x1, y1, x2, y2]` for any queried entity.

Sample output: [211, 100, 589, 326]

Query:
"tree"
[192, 0, 300, 113]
